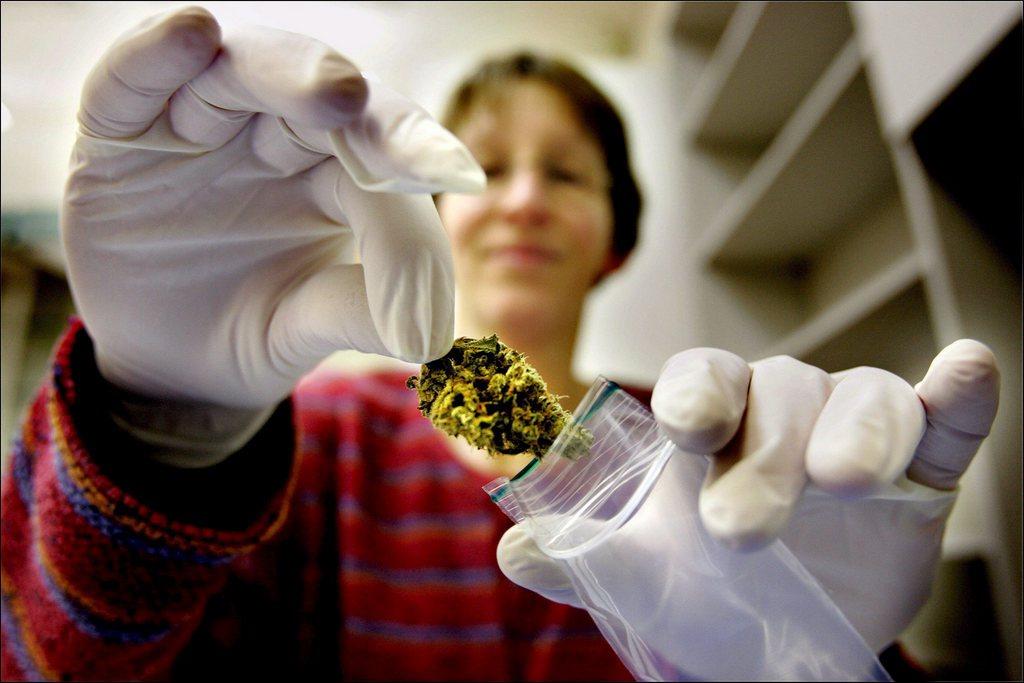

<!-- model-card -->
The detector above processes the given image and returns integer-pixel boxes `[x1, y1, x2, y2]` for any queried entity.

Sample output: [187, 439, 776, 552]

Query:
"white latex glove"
[498, 340, 1000, 653]
[63, 7, 484, 414]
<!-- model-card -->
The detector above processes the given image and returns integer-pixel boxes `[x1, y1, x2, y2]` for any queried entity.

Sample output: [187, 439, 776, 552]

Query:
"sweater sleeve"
[1, 319, 299, 681]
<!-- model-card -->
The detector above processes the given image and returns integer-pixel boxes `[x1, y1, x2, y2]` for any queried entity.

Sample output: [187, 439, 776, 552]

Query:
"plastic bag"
[485, 378, 891, 682]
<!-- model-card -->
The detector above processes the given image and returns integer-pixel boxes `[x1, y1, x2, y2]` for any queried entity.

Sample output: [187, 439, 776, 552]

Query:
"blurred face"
[437, 79, 616, 339]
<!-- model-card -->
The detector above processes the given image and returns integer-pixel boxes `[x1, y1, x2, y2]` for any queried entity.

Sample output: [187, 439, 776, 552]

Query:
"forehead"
[456, 79, 600, 153]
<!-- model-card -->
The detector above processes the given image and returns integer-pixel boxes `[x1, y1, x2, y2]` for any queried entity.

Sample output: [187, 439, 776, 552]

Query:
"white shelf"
[699, 190, 918, 363]
[695, 39, 899, 265]
[686, 1, 854, 148]
[672, 1, 737, 48]
[761, 252, 921, 360]
[681, 4, 1021, 676]
[683, 2, 764, 135]
[798, 280, 936, 382]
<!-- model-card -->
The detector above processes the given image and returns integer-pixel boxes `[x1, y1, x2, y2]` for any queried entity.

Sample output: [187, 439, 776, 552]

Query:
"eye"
[546, 165, 584, 184]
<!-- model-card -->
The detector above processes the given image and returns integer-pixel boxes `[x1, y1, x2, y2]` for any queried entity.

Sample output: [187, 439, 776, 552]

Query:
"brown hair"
[440, 52, 642, 267]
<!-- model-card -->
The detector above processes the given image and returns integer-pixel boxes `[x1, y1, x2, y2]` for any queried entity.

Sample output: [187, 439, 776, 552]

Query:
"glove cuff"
[79, 321, 279, 467]
[105, 381, 278, 467]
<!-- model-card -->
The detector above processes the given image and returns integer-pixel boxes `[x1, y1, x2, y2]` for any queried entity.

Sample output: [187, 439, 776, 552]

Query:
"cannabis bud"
[406, 335, 592, 460]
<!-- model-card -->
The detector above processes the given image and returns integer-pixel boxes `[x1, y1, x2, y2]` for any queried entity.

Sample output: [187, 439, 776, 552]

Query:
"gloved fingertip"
[160, 6, 221, 56]
[423, 333, 456, 365]
[397, 121, 487, 194]
[496, 526, 581, 607]
[653, 348, 749, 453]
[311, 71, 370, 125]
[807, 460, 886, 498]
[383, 315, 454, 365]
[917, 339, 1000, 431]
[698, 483, 788, 553]
[806, 435, 892, 498]
[652, 382, 740, 453]
[496, 526, 551, 582]
[939, 338, 998, 370]
[439, 161, 487, 194]
[918, 339, 999, 396]
[700, 475, 794, 557]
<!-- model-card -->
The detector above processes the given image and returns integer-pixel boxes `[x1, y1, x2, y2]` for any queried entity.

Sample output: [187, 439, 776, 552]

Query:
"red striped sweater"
[0, 320, 635, 681]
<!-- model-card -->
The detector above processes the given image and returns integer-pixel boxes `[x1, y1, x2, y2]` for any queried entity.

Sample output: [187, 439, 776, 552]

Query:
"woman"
[435, 53, 641, 481]
[0, 8, 998, 682]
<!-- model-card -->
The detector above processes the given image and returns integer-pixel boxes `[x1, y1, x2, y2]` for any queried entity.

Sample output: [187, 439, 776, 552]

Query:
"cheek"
[559, 201, 615, 271]
[438, 194, 489, 255]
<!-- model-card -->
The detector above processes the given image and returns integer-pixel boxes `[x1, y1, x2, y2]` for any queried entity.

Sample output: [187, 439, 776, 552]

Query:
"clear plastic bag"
[485, 378, 891, 682]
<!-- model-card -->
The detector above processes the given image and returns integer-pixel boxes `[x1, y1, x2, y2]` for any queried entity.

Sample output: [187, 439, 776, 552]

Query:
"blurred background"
[1, 1, 1020, 679]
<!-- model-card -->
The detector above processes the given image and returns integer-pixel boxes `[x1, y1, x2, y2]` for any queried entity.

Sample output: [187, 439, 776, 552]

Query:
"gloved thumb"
[289, 158, 456, 365]
[496, 525, 584, 609]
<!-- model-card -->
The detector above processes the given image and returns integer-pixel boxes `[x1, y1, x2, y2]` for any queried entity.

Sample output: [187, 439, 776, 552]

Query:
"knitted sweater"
[0, 321, 635, 681]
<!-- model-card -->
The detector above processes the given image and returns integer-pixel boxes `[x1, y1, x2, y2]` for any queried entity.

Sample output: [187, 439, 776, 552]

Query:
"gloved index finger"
[288, 78, 487, 194]
[79, 6, 222, 139]
[186, 24, 368, 131]
[187, 24, 484, 194]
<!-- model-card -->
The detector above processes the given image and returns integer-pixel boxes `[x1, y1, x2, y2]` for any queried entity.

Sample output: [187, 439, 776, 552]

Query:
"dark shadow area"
[906, 558, 1010, 681]
[912, 21, 1022, 274]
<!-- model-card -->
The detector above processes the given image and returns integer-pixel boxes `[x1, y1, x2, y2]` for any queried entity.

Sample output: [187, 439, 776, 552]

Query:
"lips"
[486, 244, 561, 268]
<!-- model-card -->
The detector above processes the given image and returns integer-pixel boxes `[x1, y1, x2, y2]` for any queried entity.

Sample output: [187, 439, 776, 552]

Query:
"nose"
[498, 168, 551, 227]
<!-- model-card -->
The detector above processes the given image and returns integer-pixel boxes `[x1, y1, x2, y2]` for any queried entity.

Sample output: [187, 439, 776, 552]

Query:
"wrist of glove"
[497, 339, 999, 653]
[103, 374, 278, 468]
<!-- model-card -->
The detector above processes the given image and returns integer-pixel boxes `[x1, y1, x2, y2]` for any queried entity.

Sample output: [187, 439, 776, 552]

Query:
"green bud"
[406, 335, 593, 460]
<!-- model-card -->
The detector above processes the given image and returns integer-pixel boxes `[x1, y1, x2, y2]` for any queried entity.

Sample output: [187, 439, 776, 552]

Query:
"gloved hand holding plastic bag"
[494, 342, 999, 681]
[63, 6, 484, 419]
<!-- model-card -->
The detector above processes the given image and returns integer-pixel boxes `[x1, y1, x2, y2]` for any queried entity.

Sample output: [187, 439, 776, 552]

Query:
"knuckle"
[759, 354, 798, 368]
[660, 347, 747, 380]
[848, 366, 918, 399]
[671, 346, 734, 364]
[752, 354, 797, 371]
[759, 354, 832, 383]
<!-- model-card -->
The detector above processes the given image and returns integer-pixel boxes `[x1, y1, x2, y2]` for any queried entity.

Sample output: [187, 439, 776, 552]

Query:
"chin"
[479, 289, 566, 337]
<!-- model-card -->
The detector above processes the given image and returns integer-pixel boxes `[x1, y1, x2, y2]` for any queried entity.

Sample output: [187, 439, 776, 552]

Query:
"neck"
[451, 303, 592, 479]
[456, 309, 588, 411]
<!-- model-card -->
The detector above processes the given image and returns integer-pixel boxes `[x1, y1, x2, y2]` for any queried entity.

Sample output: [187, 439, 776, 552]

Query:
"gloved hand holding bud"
[63, 6, 485, 419]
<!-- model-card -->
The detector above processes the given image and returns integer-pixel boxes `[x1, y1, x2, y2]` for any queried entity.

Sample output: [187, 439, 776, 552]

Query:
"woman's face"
[437, 79, 616, 338]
